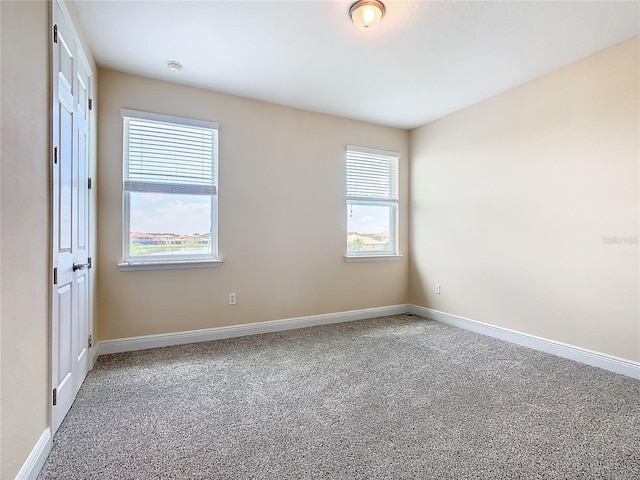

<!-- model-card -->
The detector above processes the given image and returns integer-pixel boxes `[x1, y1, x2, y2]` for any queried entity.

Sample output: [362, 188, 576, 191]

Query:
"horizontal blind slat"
[124, 180, 217, 196]
[346, 196, 399, 204]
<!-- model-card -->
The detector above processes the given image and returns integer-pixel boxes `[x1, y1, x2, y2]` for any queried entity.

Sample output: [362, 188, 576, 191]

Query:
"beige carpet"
[39, 315, 640, 479]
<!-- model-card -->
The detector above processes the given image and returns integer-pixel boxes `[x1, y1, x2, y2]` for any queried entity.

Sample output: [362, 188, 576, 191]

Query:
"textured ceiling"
[74, 0, 639, 129]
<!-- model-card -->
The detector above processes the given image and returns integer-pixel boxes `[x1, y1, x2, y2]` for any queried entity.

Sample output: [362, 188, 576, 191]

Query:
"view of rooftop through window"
[347, 203, 392, 252]
[129, 192, 214, 256]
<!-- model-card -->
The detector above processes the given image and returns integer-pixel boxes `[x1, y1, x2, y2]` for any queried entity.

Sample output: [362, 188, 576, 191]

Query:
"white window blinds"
[122, 109, 218, 196]
[346, 145, 399, 202]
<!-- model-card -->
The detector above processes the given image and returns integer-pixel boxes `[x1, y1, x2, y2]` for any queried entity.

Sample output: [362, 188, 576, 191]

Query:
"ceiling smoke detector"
[167, 61, 183, 72]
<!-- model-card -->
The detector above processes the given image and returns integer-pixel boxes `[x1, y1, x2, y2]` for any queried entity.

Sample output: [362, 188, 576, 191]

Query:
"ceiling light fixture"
[349, 0, 385, 31]
[167, 61, 183, 72]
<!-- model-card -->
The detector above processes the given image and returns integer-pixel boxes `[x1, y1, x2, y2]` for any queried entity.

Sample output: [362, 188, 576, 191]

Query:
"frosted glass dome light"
[349, 0, 385, 31]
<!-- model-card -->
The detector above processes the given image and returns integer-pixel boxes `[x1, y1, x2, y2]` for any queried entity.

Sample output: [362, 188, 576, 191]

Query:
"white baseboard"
[89, 343, 100, 370]
[411, 305, 640, 380]
[95, 302, 639, 379]
[15, 428, 52, 480]
[97, 304, 411, 356]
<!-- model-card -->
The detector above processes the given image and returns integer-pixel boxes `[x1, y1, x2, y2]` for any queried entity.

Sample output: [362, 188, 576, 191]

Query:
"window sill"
[118, 259, 223, 271]
[344, 254, 403, 262]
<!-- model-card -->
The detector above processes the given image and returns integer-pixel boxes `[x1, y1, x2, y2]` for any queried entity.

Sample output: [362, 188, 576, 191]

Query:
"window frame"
[345, 145, 400, 259]
[119, 109, 221, 270]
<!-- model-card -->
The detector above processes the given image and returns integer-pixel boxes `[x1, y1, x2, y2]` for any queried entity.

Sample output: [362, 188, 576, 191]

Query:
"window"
[121, 109, 219, 267]
[346, 145, 399, 257]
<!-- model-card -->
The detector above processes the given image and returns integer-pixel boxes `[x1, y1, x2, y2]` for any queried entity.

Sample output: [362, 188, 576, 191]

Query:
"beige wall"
[410, 37, 640, 362]
[0, 1, 97, 477]
[1, 2, 50, 476]
[97, 69, 409, 341]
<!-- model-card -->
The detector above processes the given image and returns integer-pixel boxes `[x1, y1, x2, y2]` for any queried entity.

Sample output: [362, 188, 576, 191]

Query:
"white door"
[51, 0, 92, 434]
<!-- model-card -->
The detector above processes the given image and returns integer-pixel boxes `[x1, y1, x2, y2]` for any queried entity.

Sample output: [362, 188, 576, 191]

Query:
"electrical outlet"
[228, 293, 237, 305]
[435, 284, 441, 294]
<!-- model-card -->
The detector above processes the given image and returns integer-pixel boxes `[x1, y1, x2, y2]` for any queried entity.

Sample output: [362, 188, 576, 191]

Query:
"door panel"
[58, 104, 73, 252]
[77, 128, 87, 250]
[59, 34, 73, 88]
[57, 283, 72, 383]
[76, 274, 88, 363]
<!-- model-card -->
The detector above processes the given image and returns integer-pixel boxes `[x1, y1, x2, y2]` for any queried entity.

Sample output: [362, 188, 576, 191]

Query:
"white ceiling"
[74, 0, 640, 130]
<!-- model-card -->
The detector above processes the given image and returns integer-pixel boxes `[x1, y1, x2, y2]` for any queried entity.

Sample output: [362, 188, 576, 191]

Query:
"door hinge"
[53, 267, 58, 285]
[88, 177, 92, 190]
[88, 334, 93, 349]
[88, 98, 93, 111]
[88, 257, 92, 269]
[54, 146, 58, 164]
[52, 388, 57, 406]
[53, 24, 58, 44]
